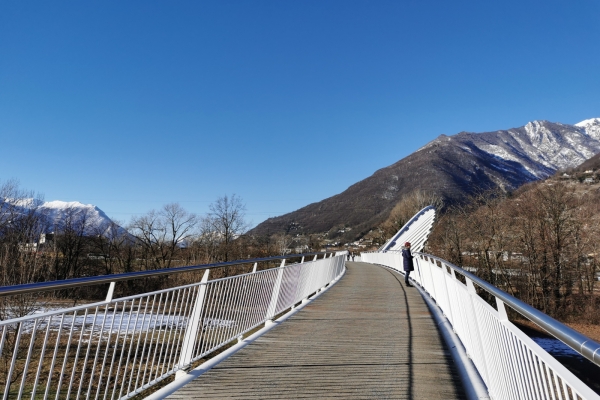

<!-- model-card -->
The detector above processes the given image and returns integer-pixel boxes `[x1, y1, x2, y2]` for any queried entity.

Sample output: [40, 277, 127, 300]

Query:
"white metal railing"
[379, 205, 435, 252]
[0, 253, 346, 400]
[361, 250, 600, 400]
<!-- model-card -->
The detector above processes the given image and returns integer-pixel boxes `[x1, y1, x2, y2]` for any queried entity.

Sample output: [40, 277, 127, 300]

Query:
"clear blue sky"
[1, 1, 599, 227]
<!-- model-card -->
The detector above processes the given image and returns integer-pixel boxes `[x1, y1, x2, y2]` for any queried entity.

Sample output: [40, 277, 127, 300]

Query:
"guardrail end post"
[105, 281, 116, 302]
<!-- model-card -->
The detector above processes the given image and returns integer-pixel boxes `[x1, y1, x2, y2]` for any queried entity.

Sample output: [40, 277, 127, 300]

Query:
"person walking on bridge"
[402, 242, 414, 287]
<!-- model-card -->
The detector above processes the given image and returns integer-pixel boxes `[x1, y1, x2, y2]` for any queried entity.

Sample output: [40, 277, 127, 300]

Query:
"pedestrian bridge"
[1, 208, 600, 400]
[159, 261, 464, 399]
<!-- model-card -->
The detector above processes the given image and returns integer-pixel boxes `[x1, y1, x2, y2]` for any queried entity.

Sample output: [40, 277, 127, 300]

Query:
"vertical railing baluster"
[104, 299, 131, 400]
[110, 298, 138, 400]
[214, 278, 231, 350]
[77, 306, 101, 399]
[17, 319, 38, 400]
[134, 293, 158, 393]
[0, 326, 7, 358]
[66, 308, 90, 399]
[161, 289, 184, 378]
[124, 294, 152, 396]
[31, 315, 52, 400]
[204, 281, 223, 354]
[96, 300, 122, 400]
[146, 292, 168, 385]
[86, 302, 112, 399]
[245, 273, 261, 332]
[198, 282, 219, 357]
[44, 313, 65, 400]
[4, 322, 23, 400]
[215, 278, 236, 347]
[55, 311, 78, 400]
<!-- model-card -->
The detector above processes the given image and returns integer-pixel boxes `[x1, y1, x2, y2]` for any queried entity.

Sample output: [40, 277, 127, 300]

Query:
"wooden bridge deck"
[167, 262, 466, 399]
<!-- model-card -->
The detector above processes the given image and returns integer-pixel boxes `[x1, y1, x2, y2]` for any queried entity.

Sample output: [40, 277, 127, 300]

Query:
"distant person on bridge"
[402, 242, 414, 287]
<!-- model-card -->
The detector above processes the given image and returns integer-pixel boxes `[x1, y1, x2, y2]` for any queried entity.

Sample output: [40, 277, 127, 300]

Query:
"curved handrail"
[0, 251, 335, 297]
[379, 205, 435, 252]
[410, 251, 600, 367]
[362, 249, 600, 399]
[0, 252, 347, 399]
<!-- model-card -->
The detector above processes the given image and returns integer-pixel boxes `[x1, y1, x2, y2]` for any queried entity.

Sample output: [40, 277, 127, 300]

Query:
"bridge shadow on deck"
[167, 262, 466, 399]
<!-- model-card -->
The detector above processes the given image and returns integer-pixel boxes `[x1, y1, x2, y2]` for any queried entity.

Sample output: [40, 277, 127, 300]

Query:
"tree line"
[0, 180, 299, 315]
[427, 180, 600, 324]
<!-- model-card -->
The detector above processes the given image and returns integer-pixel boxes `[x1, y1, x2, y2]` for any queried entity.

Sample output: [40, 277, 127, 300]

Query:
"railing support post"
[176, 269, 210, 379]
[496, 298, 508, 321]
[105, 282, 116, 302]
[265, 259, 286, 324]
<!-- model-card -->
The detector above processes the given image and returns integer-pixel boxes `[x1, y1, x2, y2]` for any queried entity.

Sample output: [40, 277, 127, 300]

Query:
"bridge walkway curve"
[167, 262, 466, 399]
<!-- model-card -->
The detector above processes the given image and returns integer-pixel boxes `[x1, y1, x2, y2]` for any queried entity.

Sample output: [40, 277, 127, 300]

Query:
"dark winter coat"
[402, 248, 414, 271]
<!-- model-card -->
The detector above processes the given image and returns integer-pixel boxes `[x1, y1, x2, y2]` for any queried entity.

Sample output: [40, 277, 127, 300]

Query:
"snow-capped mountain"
[421, 118, 600, 179]
[2, 199, 125, 237]
[575, 118, 600, 139]
[251, 118, 600, 239]
[41, 200, 123, 235]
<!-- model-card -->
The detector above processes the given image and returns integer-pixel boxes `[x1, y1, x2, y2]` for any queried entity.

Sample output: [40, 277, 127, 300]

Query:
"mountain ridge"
[250, 118, 600, 240]
[2, 198, 125, 237]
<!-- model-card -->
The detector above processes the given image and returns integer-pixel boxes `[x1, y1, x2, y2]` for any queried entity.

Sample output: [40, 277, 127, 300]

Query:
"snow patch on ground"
[19, 307, 236, 334]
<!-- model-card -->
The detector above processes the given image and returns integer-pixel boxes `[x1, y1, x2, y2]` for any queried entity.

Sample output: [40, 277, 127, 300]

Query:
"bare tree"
[272, 232, 293, 255]
[190, 216, 221, 264]
[91, 220, 135, 275]
[511, 182, 581, 315]
[0, 180, 50, 320]
[429, 180, 600, 322]
[129, 203, 198, 270]
[208, 194, 249, 262]
[52, 206, 93, 281]
[431, 209, 465, 265]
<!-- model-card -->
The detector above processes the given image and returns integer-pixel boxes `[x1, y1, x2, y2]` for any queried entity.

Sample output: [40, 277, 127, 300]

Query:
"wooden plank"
[168, 262, 466, 399]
